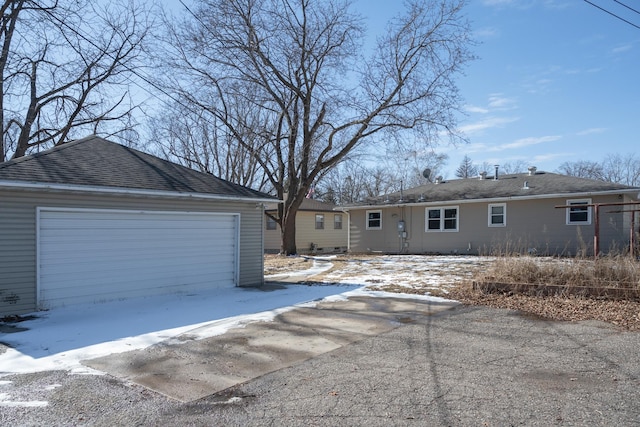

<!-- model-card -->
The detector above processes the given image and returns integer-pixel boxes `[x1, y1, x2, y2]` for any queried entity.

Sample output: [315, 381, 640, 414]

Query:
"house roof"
[265, 197, 337, 213]
[0, 135, 276, 201]
[341, 170, 640, 209]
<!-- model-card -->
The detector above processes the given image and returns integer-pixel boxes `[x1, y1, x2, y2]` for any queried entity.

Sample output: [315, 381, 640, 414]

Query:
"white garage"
[37, 208, 240, 309]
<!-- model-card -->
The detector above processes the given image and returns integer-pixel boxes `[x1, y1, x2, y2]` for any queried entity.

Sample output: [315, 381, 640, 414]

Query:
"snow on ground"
[318, 255, 493, 293]
[0, 256, 485, 380]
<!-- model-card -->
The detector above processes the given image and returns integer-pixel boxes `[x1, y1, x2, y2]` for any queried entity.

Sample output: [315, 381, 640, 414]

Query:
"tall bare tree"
[148, 94, 273, 191]
[0, 0, 152, 161]
[159, 0, 473, 254]
[558, 154, 640, 186]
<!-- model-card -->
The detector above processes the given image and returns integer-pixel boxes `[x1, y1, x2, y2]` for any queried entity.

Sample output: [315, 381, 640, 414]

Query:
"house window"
[566, 199, 591, 225]
[426, 206, 458, 232]
[488, 203, 506, 227]
[366, 210, 382, 230]
[266, 216, 277, 230]
[315, 214, 325, 230]
[334, 214, 343, 229]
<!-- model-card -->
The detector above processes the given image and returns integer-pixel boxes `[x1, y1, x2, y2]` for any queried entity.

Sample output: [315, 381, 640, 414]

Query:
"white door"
[37, 208, 239, 309]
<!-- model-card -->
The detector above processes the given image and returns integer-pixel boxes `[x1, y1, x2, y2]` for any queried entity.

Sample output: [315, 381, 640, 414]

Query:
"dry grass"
[457, 254, 640, 330]
[263, 255, 312, 276]
[264, 254, 640, 330]
[474, 255, 640, 291]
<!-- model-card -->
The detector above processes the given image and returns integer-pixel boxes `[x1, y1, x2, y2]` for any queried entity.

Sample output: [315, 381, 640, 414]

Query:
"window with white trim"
[366, 210, 382, 230]
[488, 203, 506, 227]
[334, 214, 343, 229]
[426, 206, 459, 232]
[315, 214, 325, 230]
[566, 199, 591, 225]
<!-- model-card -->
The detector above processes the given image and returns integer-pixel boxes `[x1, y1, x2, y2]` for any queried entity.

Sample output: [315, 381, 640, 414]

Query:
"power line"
[613, 0, 640, 17]
[583, 0, 640, 30]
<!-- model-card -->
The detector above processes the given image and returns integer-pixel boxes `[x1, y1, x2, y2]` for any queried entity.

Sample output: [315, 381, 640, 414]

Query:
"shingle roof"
[0, 135, 276, 200]
[344, 171, 640, 208]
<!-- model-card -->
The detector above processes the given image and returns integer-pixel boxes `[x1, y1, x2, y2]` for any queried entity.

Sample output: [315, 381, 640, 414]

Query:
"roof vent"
[435, 176, 444, 184]
[528, 166, 537, 176]
[494, 165, 499, 181]
[479, 171, 487, 180]
[523, 181, 529, 189]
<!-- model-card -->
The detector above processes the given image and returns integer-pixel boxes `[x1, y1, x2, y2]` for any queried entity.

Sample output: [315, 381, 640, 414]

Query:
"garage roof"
[0, 136, 276, 201]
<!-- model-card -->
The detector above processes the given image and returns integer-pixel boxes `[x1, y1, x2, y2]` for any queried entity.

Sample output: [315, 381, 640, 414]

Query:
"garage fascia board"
[0, 180, 277, 204]
[36, 207, 241, 308]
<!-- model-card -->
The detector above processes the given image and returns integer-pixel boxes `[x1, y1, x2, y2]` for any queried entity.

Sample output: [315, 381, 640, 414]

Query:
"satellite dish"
[422, 168, 432, 180]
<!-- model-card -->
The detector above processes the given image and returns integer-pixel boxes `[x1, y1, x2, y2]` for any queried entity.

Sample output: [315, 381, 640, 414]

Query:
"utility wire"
[583, 0, 640, 30]
[613, 0, 640, 16]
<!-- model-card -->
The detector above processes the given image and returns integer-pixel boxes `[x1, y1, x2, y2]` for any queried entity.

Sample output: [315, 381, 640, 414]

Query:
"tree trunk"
[280, 212, 297, 255]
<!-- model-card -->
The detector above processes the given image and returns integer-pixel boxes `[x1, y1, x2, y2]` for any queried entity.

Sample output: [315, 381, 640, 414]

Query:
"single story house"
[264, 198, 348, 254]
[338, 167, 640, 256]
[0, 136, 276, 316]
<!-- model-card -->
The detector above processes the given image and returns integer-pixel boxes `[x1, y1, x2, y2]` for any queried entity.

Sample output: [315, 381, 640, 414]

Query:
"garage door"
[37, 208, 239, 309]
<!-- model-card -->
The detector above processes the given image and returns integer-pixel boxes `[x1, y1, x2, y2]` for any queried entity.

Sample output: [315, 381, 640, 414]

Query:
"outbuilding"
[0, 136, 276, 316]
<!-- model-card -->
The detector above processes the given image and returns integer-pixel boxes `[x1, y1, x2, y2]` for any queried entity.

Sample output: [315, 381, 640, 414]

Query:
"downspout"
[259, 203, 265, 285]
[336, 208, 351, 253]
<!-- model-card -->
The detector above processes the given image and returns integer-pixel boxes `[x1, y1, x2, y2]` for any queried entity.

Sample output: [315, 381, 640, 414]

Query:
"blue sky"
[358, 0, 639, 177]
[162, 0, 638, 178]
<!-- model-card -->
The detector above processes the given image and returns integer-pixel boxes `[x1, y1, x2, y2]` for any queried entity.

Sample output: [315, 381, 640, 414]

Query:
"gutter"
[0, 180, 278, 204]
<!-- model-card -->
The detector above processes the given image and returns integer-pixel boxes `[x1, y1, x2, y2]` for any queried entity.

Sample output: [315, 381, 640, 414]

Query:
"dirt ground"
[264, 254, 640, 331]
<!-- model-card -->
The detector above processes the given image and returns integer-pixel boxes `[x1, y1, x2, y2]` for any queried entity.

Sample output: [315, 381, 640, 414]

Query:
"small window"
[567, 199, 591, 225]
[266, 216, 277, 230]
[334, 214, 343, 229]
[366, 210, 382, 230]
[426, 206, 458, 232]
[488, 203, 506, 227]
[315, 214, 325, 230]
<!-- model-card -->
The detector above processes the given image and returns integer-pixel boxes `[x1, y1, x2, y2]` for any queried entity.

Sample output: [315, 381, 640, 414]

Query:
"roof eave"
[0, 180, 278, 204]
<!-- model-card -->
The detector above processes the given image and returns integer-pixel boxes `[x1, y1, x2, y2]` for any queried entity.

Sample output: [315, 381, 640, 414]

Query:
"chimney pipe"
[494, 165, 499, 180]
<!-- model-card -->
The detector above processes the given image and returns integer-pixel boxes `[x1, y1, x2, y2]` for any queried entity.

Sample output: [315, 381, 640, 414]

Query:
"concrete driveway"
[82, 293, 458, 402]
[2, 293, 640, 426]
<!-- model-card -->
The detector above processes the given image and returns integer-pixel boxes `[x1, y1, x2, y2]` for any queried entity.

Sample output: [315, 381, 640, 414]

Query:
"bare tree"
[455, 154, 477, 178]
[557, 160, 605, 181]
[148, 95, 273, 191]
[601, 153, 640, 187]
[158, 0, 473, 254]
[0, 0, 152, 161]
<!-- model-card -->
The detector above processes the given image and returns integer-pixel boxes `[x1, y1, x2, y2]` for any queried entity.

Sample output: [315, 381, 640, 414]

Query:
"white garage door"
[37, 208, 239, 309]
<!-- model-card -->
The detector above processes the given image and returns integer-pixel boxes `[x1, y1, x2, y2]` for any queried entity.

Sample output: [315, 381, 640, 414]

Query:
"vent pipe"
[528, 166, 537, 176]
[435, 176, 444, 184]
[479, 171, 487, 180]
[494, 165, 499, 180]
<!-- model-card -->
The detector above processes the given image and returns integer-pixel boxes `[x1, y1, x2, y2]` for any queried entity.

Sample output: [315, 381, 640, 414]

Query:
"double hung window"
[426, 206, 459, 232]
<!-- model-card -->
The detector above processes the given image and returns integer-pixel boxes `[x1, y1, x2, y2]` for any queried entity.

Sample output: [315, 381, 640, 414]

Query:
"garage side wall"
[0, 188, 264, 316]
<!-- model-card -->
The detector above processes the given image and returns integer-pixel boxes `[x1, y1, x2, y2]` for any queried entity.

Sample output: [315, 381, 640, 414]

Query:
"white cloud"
[500, 135, 561, 150]
[458, 116, 519, 135]
[612, 44, 632, 54]
[576, 127, 606, 136]
[464, 104, 489, 114]
[487, 94, 518, 110]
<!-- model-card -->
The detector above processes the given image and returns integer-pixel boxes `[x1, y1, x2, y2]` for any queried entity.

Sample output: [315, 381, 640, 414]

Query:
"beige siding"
[263, 211, 348, 253]
[0, 188, 264, 316]
[349, 195, 632, 256]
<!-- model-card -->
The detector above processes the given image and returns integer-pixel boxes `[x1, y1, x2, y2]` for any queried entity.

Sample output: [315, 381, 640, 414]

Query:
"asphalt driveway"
[2, 292, 639, 426]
